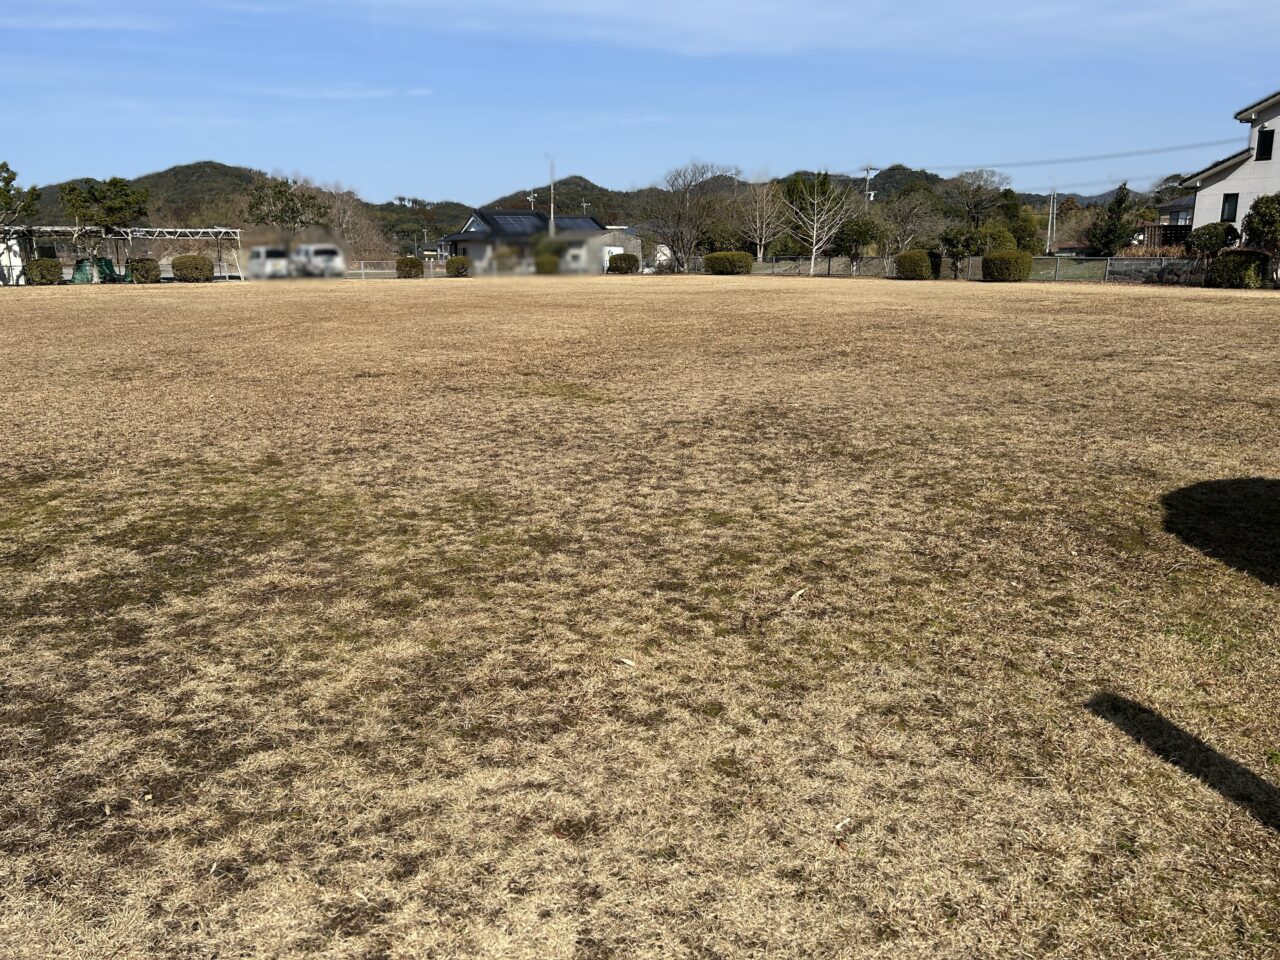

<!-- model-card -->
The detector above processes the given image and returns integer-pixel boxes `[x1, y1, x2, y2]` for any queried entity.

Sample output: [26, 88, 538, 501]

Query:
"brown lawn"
[1, 276, 1277, 959]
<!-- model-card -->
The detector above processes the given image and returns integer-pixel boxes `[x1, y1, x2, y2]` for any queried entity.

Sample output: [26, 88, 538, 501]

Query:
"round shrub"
[534, 254, 560, 275]
[895, 250, 932, 280]
[1185, 222, 1239, 259]
[396, 256, 424, 279]
[446, 255, 471, 278]
[171, 254, 214, 283]
[25, 258, 64, 285]
[926, 249, 944, 280]
[128, 258, 161, 284]
[607, 253, 639, 274]
[704, 251, 753, 275]
[1204, 250, 1269, 289]
[982, 250, 1033, 282]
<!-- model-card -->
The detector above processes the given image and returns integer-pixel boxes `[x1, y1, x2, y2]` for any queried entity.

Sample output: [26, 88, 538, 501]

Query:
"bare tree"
[944, 169, 1011, 228]
[325, 185, 394, 260]
[784, 172, 858, 276]
[874, 190, 945, 265]
[736, 180, 788, 262]
[642, 161, 737, 272]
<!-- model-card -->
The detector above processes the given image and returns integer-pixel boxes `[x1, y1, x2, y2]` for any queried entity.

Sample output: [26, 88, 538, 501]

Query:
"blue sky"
[8, 1, 1279, 203]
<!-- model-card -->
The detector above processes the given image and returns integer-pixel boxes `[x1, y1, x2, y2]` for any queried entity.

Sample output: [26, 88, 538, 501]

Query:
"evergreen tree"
[1085, 183, 1140, 256]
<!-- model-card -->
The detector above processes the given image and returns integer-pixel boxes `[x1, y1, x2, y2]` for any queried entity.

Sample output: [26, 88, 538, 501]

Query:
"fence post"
[827, 257, 831, 276]
[1103, 259, 1111, 284]
[1055, 257, 1061, 281]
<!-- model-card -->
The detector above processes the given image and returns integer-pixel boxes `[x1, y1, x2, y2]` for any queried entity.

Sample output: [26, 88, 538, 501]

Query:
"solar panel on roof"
[493, 214, 542, 233]
[553, 218, 601, 231]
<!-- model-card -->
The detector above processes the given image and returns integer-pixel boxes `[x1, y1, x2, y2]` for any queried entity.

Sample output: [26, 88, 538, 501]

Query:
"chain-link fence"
[736, 255, 1205, 283]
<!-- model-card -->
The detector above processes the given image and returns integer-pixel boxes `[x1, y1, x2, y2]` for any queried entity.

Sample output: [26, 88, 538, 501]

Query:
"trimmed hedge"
[926, 250, 944, 280]
[607, 253, 639, 274]
[128, 258, 161, 284]
[982, 250, 1033, 282]
[534, 254, 560, 275]
[1204, 250, 1269, 289]
[446, 255, 471, 278]
[26, 258, 64, 285]
[1185, 222, 1239, 259]
[895, 250, 932, 280]
[396, 256, 424, 279]
[704, 251, 753, 275]
[172, 254, 214, 283]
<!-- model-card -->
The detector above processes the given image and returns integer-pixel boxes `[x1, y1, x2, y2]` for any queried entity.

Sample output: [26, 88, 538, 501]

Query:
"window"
[1257, 128, 1275, 162]
[1221, 193, 1239, 222]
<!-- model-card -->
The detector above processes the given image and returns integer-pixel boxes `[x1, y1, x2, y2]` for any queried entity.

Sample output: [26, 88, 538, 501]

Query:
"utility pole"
[580, 199, 591, 216]
[862, 164, 878, 209]
[548, 156, 556, 239]
[1045, 190, 1057, 255]
[527, 191, 538, 210]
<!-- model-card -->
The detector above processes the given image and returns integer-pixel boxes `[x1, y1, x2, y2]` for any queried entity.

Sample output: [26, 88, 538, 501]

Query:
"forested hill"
[29, 160, 1128, 240]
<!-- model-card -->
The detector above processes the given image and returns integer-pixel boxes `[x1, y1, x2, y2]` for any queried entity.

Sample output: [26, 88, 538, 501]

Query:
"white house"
[1182, 90, 1280, 232]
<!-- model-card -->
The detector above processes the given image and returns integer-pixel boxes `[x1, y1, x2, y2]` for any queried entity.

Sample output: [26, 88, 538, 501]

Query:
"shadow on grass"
[1087, 693, 1279, 832]
[1162, 478, 1280, 587]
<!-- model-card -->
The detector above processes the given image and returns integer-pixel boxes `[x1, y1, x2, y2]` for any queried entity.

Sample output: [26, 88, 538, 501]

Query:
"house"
[1141, 195, 1195, 247]
[1181, 90, 1280, 232]
[439, 209, 642, 273]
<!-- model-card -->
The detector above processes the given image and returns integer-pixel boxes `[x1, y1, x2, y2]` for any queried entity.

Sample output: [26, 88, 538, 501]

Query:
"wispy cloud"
[340, 0, 1280, 57]
[6, 16, 168, 31]
[232, 84, 432, 102]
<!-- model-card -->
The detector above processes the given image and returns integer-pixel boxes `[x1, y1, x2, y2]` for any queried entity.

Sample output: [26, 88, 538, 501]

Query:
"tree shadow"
[1086, 693, 1279, 832]
[1161, 478, 1280, 587]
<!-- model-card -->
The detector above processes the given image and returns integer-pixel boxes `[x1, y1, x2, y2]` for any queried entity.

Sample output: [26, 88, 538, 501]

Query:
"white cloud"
[342, 0, 1280, 57]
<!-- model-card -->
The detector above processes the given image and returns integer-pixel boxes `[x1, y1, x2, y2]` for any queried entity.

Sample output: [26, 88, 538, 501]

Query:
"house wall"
[455, 240, 494, 271]
[1191, 101, 1280, 231]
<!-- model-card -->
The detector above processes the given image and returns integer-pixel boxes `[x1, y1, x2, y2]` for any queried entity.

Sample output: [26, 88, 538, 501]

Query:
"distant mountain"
[485, 175, 666, 226]
[28, 161, 1156, 250]
[34, 161, 263, 226]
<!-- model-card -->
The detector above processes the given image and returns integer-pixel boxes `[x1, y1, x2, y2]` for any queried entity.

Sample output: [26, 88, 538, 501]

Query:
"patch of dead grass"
[0, 277, 1277, 958]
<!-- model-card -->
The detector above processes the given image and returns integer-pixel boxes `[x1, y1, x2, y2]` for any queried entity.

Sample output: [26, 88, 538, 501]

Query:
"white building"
[1182, 90, 1280, 232]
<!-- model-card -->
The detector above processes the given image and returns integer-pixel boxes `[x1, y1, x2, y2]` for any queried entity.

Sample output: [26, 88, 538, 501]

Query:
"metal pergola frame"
[1, 226, 245, 281]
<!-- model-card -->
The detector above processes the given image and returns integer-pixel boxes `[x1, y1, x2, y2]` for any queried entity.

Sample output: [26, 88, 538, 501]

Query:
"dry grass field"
[1, 276, 1278, 959]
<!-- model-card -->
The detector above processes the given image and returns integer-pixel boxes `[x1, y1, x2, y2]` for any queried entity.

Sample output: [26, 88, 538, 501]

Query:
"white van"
[290, 244, 347, 278]
[247, 246, 290, 279]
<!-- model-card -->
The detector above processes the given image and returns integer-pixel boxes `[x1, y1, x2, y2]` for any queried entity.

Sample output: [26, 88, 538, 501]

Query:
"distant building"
[1181, 90, 1280, 232]
[1141, 195, 1194, 247]
[439, 209, 641, 273]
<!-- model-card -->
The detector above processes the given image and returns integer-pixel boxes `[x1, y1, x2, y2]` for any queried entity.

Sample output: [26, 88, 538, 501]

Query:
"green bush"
[1185, 223, 1239, 258]
[1242, 192, 1280, 256]
[534, 254, 560, 275]
[25, 258, 64, 285]
[704, 251, 753, 275]
[446, 255, 471, 278]
[128, 258, 161, 284]
[982, 250, 1033, 282]
[1204, 250, 1269, 289]
[171, 254, 214, 283]
[607, 253, 639, 274]
[926, 250, 944, 279]
[396, 256, 424, 279]
[895, 250, 932, 280]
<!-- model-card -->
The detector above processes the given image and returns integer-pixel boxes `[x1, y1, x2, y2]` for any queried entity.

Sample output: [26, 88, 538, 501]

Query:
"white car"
[246, 246, 290, 279]
[290, 244, 347, 278]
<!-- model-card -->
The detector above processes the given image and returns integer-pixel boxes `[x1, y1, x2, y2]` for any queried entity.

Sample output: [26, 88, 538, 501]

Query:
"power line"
[929, 137, 1241, 172]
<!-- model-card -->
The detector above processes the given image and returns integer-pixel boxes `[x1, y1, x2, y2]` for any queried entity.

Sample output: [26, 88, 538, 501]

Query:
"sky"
[7, 0, 1279, 204]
